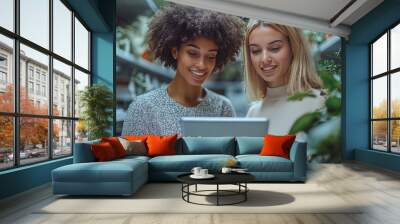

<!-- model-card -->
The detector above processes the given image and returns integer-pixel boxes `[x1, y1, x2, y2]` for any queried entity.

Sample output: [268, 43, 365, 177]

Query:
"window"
[28, 67, 34, 80]
[53, 0, 72, 60]
[370, 23, 400, 154]
[0, 35, 13, 113]
[36, 83, 40, 95]
[53, 59, 72, 117]
[42, 85, 46, 97]
[35, 70, 41, 81]
[20, 0, 49, 49]
[0, 54, 7, 87]
[75, 17, 90, 70]
[28, 81, 34, 94]
[0, 55, 7, 67]
[0, 71, 6, 85]
[0, 0, 91, 170]
[0, 0, 14, 32]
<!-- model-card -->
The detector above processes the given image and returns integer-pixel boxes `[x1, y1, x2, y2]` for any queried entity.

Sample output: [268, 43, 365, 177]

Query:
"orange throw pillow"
[91, 142, 117, 161]
[259, 134, 296, 159]
[146, 135, 177, 157]
[101, 137, 127, 158]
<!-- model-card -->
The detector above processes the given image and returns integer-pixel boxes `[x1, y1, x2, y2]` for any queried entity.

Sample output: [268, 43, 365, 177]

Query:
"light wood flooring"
[1, 162, 400, 224]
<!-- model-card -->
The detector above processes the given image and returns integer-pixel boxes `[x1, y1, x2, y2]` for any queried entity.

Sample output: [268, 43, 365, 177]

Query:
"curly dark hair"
[146, 4, 244, 71]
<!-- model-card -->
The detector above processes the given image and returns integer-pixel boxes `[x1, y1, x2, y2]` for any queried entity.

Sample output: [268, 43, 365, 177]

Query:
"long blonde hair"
[243, 20, 322, 100]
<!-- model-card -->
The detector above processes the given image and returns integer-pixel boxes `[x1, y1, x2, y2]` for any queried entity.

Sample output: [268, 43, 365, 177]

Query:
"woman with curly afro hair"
[122, 4, 245, 136]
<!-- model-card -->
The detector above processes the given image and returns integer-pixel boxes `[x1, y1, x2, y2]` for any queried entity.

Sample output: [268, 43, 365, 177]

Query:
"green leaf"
[325, 96, 341, 116]
[287, 90, 316, 101]
[320, 71, 341, 93]
[289, 112, 321, 134]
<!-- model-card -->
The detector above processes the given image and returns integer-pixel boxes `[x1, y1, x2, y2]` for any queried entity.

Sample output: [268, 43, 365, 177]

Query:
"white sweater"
[246, 85, 325, 139]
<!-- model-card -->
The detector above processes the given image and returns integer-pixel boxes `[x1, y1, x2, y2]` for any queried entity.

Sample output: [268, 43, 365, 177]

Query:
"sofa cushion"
[260, 134, 296, 159]
[101, 137, 127, 158]
[180, 137, 235, 155]
[91, 142, 118, 162]
[52, 158, 147, 183]
[147, 135, 177, 157]
[118, 138, 147, 156]
[236, 137, 263, 155]
[236, 155, 293, 172]
[115, 155, 150, 163]
[148, 154, 235, 172]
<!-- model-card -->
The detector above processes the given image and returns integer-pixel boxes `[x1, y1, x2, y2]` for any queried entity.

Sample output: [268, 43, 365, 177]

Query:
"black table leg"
[187, 184, 190, 202]
[217, 184, 219, 206]
[245, 183, 247, 201]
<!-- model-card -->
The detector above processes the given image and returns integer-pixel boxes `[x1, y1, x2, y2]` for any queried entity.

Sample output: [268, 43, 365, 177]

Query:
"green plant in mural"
[79, 84, 113, 140]
[288, 58, 342, 162]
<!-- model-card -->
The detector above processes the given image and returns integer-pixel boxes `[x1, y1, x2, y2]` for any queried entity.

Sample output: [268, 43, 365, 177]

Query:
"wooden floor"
[1, 162, 400, 224]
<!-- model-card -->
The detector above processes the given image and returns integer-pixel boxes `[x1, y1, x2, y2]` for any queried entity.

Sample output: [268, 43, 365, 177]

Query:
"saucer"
[190, 174, 215, 179]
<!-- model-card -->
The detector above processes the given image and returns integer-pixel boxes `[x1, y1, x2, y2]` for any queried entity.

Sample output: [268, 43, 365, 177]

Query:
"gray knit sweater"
[121, 86, 236, 136]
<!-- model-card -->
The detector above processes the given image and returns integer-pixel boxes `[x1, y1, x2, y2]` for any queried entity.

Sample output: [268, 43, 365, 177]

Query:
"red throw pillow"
[259, 134, 296, 159]
[101, 137, 127, 158]
[91, 142, 117, 161]
[146, 135, 177, 157]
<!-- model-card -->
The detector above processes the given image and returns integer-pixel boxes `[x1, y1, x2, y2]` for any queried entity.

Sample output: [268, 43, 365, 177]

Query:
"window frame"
[0, 0, 92, 171]
[370, 20, 400, 154]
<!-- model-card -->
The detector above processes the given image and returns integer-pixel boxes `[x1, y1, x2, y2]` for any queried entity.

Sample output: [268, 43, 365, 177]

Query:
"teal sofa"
[52, 137, 307, 196]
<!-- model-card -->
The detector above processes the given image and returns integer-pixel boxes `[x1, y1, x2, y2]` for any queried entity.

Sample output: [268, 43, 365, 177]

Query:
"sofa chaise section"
[52, 142, 149, 196]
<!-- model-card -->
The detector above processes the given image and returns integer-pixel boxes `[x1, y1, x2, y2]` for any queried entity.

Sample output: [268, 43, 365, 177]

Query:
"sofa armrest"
[73, 140, 100, 163]
[289, 141, 307, 181]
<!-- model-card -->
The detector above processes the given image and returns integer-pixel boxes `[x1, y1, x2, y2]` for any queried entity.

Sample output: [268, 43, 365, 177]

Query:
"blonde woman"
[244, 20, 324, 138]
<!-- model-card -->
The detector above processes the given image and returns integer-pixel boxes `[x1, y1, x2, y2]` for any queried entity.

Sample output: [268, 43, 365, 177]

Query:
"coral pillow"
[259, 134, 296, 159]
[146, 135, 177, 157]
[91, 142, 118, 161]
[101, 137, 127, 158]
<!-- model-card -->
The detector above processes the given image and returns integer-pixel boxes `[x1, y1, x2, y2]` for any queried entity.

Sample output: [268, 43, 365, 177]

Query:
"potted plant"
[79, 84, 113, 140]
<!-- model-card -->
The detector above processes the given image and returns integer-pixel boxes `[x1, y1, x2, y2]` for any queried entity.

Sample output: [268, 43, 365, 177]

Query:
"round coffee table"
[177, 173, 255, 206]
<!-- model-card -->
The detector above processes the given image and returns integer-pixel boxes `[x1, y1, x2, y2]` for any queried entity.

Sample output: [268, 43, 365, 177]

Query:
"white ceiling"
[227, 0, 352, 22]
[166, 0, 384, 38]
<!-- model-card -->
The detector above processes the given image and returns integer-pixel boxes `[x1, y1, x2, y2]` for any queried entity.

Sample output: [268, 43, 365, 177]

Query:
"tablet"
[180, 117, 269, 137]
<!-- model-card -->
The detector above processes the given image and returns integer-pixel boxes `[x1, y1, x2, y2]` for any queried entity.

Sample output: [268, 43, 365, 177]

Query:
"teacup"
[191, 167, 202, 176]
[199, 168, 208, 176]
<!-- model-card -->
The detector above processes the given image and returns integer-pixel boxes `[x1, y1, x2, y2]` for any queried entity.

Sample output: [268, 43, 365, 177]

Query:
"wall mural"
[116, 1, 342, 162]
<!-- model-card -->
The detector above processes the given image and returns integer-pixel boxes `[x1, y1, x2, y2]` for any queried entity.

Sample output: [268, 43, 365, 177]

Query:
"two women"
[122, 4, 325, 137]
